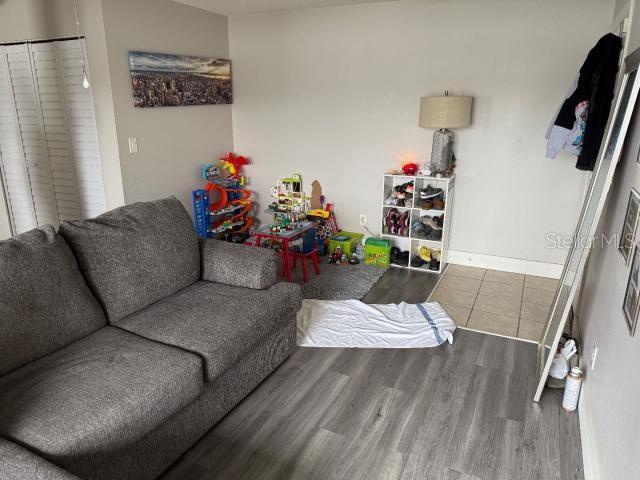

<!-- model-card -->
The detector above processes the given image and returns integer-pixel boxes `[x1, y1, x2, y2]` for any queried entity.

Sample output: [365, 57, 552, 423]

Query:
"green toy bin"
[364, 237, 391, 267]
[327, 231, 364, 257]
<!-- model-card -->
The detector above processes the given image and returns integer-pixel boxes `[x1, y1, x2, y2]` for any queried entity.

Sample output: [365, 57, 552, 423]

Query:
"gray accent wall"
[0, 0, 233, 216]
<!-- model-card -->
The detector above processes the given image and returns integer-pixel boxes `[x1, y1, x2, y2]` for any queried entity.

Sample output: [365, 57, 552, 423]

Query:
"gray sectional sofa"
[0, 197, 301, 480]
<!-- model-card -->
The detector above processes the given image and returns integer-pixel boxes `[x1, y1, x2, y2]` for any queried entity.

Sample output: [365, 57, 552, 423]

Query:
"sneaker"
[429, 258, 441, 271]
[420, 215, 443, 231]
[433, 215, 444, 229]
[395, 181, 414, 194]
[396, 250, 410, 266]
[432, 197, 445, 210]
[385, 208, 399, 233]
[421, 199, 433, 210]
[396, 211, 410, 235]
[412, 255, 428, 267]
[419, 185, 443, 200]
[390, 246, 401, 262]
[384, 193, 397, 206]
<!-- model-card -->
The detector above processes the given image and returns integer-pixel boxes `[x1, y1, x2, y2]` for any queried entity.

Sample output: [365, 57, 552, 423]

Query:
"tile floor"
[428, 264, 559, 342]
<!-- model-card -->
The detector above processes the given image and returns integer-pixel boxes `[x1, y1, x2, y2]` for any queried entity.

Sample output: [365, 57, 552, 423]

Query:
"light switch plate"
[128, 137, 138, 154]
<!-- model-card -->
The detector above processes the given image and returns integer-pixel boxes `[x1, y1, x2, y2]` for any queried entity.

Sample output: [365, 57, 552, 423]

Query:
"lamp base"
[430, 128, 454, 176]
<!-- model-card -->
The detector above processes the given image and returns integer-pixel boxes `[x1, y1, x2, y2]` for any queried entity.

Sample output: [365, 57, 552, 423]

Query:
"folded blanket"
[297, 299, 455, 348]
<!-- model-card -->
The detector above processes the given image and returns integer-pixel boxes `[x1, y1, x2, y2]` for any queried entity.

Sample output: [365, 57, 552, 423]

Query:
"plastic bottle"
[562, 367, 583, 411]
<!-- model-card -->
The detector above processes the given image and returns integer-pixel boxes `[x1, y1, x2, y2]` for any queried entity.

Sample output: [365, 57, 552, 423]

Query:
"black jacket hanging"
[550, 33, 622, 171]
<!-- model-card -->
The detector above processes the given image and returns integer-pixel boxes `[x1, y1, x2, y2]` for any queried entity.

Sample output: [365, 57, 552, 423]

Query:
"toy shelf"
[381, 173, 455, 274]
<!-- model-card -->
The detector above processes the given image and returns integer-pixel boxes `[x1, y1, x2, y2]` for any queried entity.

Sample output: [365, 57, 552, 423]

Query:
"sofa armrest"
[199, 238, 279, 289]
[0, 437, 81, 480]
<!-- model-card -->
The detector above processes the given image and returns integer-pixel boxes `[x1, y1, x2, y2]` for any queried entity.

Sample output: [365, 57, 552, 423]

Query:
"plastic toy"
[328, 246, 344, 264]
[220, 152, 248, 180]
[311, 180, 323, 210]
[192, 152, 254, 239]
[268, 173, 310, 220]
[364, 237, 391, 267]
[307, 209, 330, 219]
[402, 162, 419, 175]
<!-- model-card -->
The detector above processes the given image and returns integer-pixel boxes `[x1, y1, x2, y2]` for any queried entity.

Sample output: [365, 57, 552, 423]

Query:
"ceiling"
[173, 0, 394, 16]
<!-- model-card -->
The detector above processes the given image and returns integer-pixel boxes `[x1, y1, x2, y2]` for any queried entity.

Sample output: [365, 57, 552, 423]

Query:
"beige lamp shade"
[419, 95, 472, 129]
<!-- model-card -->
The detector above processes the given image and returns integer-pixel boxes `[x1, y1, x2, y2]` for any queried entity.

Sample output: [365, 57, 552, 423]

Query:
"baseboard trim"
[447, 250, 563, 278]
[578, 381, 599, 480]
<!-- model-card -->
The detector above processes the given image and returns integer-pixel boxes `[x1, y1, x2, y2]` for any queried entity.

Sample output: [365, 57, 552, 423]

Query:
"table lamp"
[419, 91, 472, 176]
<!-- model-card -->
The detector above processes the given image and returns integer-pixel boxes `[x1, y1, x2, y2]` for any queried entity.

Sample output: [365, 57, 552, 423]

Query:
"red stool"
[289, 248, 320, 283]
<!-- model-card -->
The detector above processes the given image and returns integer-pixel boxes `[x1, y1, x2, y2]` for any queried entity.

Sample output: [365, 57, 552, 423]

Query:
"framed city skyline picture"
[128, 51, 231, 108]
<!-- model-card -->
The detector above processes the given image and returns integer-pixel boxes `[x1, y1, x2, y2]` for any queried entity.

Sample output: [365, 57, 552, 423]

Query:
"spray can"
[562, 367, 583, 411]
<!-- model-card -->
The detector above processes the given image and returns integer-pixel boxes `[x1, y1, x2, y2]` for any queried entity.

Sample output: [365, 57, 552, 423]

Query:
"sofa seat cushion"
[58, 197, 200, 323]
[0, 438, 81, 480]
[117, 280, 302, 381]
[0, 327, 203, 461]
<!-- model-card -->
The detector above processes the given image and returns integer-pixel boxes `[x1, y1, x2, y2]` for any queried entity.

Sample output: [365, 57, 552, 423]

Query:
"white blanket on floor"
[296, 299, 455, 348]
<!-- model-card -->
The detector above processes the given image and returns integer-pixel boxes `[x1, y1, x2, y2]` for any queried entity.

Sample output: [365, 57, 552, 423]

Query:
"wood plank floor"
[161, 328, 583, 480]
[361, 267, 441, 304]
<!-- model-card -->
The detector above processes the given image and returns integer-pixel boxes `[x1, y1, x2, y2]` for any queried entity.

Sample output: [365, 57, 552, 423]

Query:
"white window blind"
[0, 38, 105, 235]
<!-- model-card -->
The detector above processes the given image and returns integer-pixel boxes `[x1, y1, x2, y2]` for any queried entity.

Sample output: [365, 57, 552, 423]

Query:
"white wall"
[229, 0, 612, 266]
[100, 0, 233, 211]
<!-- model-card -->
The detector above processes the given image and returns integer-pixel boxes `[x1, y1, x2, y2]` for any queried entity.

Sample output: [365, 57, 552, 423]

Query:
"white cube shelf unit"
[381, 173, 455, 274]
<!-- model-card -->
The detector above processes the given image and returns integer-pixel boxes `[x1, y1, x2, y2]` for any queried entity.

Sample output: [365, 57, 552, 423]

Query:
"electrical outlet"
[128, 137, 138, 154]
[590, 341, 598, 371]
[359, 214, 367, 226]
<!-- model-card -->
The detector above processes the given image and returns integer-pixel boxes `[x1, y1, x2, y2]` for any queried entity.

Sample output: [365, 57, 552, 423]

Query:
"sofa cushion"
[0, 225, 106, 377]
[0, 438, 81, 480]
[58, 197, 200, 322]
[0, 327, 203, 461]
[117, 280, 302, 381]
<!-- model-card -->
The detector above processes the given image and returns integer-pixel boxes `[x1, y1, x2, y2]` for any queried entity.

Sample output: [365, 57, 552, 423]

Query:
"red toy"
[220, 152, 249, 179]
[402, 162, 419, 175]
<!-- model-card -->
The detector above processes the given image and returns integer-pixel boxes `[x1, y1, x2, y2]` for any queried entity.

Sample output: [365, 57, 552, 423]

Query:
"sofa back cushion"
[0, 225, 107, 376]
[58, 197, 200, 322]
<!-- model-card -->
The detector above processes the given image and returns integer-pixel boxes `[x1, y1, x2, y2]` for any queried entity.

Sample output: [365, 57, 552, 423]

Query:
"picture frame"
[623, 244, 640, 336]
[128, 51, 231, 108]
[619, 188, 640, 263]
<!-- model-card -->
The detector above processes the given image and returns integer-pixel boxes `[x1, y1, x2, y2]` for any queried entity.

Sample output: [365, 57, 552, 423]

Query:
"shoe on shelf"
[432, 197, 445, 210]
[411, 221, 425, 234]
[390, 246, 401, 263]
[429, 258, 441, 271]
[418, 246, 431, 262]
[421, 199, 433, 210]
[433, 214, 444, 229]
[396, 211, 410, 235]
[385, 208, 399, 234]
[413, 255, 428, 267]
[396, 250, 410, 267]
[394, 181, 414, 194]
[384, 193, 397, 206]
[420, 215, 443, 231]
[419, 185, 443, 200]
